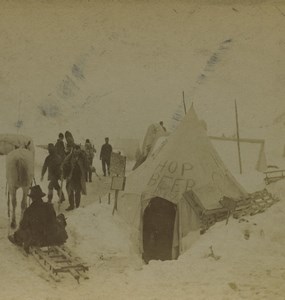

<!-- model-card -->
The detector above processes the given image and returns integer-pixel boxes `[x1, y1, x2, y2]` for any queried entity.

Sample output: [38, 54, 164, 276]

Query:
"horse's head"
[24, 141, 31, 149]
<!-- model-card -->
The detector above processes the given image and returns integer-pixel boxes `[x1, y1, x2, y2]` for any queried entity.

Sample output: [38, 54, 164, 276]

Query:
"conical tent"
[117, 106, 247, 261]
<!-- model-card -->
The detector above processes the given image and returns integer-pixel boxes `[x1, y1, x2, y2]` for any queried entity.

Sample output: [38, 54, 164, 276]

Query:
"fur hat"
[27, 185, 46, 199]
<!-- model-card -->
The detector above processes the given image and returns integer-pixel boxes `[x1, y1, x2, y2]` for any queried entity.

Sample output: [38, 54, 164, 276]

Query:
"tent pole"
[178, 202, 182, 257]
[182, 91, 187, 115]
[235, 100, 242, 174]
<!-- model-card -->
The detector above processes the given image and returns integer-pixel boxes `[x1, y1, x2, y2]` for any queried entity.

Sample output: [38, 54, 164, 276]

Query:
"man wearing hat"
[8, 185, 68, 253]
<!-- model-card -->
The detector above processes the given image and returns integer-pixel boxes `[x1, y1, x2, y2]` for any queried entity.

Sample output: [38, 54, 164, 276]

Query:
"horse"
[0, 134, 35, 155]
[6, 148, 34, 229]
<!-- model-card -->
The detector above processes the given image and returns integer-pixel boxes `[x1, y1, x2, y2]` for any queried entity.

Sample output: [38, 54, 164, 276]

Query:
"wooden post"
[235, 100, 242, 174]
[108, 193, 110, 205]
[182, 91, 187, 115]
[112, 190, 119, 215]
[178, 202, 182, 256]
[17, 100, 21, 133]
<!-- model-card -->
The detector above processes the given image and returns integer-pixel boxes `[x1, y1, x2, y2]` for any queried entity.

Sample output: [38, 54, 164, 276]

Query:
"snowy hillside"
[0, 1, 285, 143]
[0, 1, 285, 299]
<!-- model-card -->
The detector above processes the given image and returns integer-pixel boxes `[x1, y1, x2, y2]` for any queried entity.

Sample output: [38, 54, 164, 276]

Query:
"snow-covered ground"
[1, 124, 285, 300]
[0, 1, 285, 299]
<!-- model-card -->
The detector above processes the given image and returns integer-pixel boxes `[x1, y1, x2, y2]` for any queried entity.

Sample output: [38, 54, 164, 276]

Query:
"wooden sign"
[110, 152, 126, 176]
[111, 176, 126, 191]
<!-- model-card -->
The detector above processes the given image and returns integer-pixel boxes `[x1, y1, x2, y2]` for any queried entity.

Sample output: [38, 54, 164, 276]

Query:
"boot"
[59, 192, 65, 203]
[75, 190, 81, 208]
[66, 191, 74, 211]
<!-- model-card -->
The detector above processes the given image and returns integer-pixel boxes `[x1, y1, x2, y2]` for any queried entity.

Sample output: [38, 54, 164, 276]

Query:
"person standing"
[41, 143, 65, 203]
[62, 145, 88, 211]
[84, 139, 96, 182]
[100, 137, 113, 176]
[55, 132, 66, 162]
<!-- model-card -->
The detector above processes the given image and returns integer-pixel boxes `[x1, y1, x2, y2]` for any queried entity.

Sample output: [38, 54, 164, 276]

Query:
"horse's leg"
[10, 188, 17, 229]
[20, 187, 28, 220]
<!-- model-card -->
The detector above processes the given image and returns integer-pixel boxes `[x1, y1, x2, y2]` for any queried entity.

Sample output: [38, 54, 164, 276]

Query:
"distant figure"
[41, 143, 65, 203]
[62, 144, 88, 211]
[159, 121, 166, 132]
[55, 132, 66, 162]
[100, 137, 113, 176]
[8, 185, 68, 254]
[84, 139, 96, 182]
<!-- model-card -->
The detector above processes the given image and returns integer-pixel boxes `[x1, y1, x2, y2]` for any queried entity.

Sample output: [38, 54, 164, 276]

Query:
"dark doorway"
[142, 197, 177, 263]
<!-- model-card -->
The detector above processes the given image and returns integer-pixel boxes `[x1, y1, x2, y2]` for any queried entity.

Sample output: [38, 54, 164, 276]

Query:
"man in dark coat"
[41, 143, 65, 203]
[62, 145, 88, 211]
[100, 137, 113, 176]
[8, 185, 68, 254]
[55, 132, 66, 162]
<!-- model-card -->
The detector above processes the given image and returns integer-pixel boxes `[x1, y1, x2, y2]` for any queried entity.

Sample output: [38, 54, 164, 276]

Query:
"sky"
[0, 1, 285, 143]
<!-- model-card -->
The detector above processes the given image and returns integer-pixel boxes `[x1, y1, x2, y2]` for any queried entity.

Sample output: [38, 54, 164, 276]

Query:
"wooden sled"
[264, 169, 285, 185]
[30, 245, 89, 283]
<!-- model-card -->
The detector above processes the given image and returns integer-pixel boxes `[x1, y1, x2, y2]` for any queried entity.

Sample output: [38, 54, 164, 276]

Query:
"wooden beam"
[209, 136, 265, 145]
[235, 100, 242, 174]
[182, 91, 187, 115]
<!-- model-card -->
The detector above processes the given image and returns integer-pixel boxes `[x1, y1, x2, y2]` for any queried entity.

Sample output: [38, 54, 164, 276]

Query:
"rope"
[57, 175, 64, 214]
[7, 191, 11, 236]
[7, 191, 10, 218]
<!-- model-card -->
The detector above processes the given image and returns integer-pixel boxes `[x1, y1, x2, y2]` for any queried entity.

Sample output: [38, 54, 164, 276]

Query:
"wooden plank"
[31, 248, 61, 282]
[69, 268, 80, 283]
[29, 246, 89, 282]
[55, 246, 88, 269]
[209, 135, 265, 144]
[264, 169, 285, 174]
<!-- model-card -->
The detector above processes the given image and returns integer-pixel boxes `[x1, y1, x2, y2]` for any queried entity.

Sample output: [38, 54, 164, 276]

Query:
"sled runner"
[30, 245, 89, 283]
[8, 238, 89, 283]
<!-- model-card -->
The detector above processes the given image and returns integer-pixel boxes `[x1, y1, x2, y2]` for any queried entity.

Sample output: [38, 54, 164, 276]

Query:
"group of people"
[41, 133, 113, 211]
[8, 132, 113, 253]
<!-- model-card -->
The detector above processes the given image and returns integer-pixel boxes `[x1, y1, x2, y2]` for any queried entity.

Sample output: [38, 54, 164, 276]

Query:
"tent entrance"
[142, 197, 177, 263]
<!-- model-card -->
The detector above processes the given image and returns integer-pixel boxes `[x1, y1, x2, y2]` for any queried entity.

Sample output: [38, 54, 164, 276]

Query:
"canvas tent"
[117, 106, 247, 262]
[133, 122, 169, 170]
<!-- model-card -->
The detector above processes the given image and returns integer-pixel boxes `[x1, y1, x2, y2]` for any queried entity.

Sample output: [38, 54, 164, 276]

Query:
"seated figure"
[8, 185, 68, 253]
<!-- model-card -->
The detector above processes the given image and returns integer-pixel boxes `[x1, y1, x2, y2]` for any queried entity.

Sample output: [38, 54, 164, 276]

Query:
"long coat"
[62, 150, 88, 195]
[15, 199, 67, 247]
[41, 152, 62, 181]
[55, 139, 66, 161]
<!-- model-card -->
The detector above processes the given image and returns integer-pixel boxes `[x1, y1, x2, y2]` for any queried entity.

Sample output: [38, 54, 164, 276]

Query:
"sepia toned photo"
[1, 0, 285, 299]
